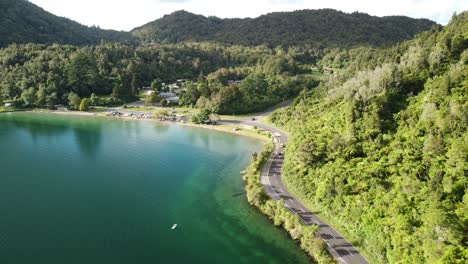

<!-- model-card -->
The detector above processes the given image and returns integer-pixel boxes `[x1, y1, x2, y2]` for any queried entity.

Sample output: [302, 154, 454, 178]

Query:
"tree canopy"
[132, 9, 436, 48]
[269, 12, 468, 263]
[0, 0, 133, 47]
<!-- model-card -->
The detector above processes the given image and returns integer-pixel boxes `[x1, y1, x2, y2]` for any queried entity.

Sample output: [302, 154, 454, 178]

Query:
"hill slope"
[132, 9, 436, 48]
[0, 0, 133, 47]
[269, 12, 468, 263]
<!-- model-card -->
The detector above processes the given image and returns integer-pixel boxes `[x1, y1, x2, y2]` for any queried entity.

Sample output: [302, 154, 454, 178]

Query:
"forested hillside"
[0, 0, 132, 47]
[0, 0, 436, 49]
[132, 9, 436, 48]
[269, 12, 468, 263]
[0, 42, 317, 113]
[0, 1, 466, 262]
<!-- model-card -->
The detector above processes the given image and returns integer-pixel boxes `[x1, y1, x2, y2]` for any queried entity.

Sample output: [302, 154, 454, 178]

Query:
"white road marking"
[246, 120, 370, 264]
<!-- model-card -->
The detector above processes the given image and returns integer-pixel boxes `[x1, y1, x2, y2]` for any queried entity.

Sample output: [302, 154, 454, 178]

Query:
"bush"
[79, 98, 90, 111]
[68, 92, 81, 110]
[242, 142, 335, 263]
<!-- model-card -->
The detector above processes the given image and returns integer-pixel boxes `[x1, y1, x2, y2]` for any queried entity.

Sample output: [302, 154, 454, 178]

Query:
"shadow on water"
[153, 123, 171, 134]
[231, 191, 247, 197]
[186, 128, 211, 148]
[72, 124, 102, 157]
[0, 113, 103, 157]
[1, 115, 69, 142]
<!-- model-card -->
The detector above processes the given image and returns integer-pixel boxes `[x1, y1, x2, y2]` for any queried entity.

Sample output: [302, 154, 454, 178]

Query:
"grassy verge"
[243, 142, 336, 264]
[281, 178, 374, 263]
[189, 123, 271, 141]
[88, 106, 110, 113]
[0, 107, 17, 113]
[219, 113, 257, 120]
[123, 106, 196, 115]
[267, 116, 372, 263]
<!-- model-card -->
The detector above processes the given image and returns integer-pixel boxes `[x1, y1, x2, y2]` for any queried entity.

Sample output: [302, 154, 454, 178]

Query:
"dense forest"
[0, 0, 132, 47]
[0, 1, 466, 262]
[132, 9, 436, 48]
[0, 42, 318, 113]
[0, 0, 439, 115]
[0, 0, 435, 49]
[269, 12, 468, 263]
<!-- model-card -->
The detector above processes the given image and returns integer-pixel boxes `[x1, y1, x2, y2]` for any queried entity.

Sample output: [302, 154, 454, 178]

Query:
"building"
[168, 83, 179, 92]
[142, 88, 155, 95]
[158, 92, 177, 99]
[166, 96, 180, 104]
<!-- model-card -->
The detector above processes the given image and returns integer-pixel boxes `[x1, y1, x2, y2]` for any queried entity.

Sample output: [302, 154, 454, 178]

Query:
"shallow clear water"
[0, 112, 310, 264]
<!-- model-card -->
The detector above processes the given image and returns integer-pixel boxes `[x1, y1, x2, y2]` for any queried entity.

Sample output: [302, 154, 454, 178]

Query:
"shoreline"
[14, 109, 272, 142]
[3, 108, 334, 263]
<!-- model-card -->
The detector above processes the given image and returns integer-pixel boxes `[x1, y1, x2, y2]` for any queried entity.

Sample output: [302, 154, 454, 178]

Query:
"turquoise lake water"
[0, 112, 310, 264]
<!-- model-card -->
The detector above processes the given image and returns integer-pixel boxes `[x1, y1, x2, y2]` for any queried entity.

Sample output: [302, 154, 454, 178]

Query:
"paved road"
[220, 117, 370, 264]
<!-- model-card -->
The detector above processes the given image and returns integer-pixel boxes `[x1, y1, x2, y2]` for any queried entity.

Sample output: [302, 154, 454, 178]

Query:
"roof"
[159, 92, 177, 98]
[166, 96, 180, 102]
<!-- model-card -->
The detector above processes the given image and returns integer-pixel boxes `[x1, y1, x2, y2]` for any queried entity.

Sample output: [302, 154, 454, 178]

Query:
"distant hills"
[132, 9, 437, 47]
[0, 0, 132, 47]
[0, 0, 437, 48]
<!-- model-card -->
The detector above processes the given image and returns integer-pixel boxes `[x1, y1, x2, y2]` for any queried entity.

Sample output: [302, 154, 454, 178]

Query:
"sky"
[29, 0, 468, 31]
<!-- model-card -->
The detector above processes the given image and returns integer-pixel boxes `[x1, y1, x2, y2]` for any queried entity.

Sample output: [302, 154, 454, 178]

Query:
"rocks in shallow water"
[106, 111, 188, 122]
[106, 111, 153, 119]
[107, 111, 123, 117]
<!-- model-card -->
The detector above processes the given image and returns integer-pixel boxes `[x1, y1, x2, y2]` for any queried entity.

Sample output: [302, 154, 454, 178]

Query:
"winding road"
[108, 100, 370, 263]
[220, 106, 370, 264]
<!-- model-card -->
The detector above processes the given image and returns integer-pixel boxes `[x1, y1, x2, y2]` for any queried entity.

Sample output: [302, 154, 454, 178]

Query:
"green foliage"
[78, 98, 89, 111]
[65, 52, 102, 97]
[152, 109, 170, 119]
[243, 142, 336, 263]
[132, 10, 435, 48]
[89, 93, 99, 106]
[179, 57, 314, 114]
[145, 93, 158, 105]
[191, 108, 212, 124]
[0, 0, 133, 47]
[270, 12, 468, 263]
[67, 92, 81, 110]
[20, 87, 36, 107]
[151, 78, 163, 92]
[0, 39, 319, 113]
[0, 42, 312, 112]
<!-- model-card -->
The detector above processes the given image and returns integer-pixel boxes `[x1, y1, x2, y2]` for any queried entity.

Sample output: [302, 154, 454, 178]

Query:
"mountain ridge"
[0, 1, 437, 48]
[131, 9, 437, 48]
[0, 0, 133, 47]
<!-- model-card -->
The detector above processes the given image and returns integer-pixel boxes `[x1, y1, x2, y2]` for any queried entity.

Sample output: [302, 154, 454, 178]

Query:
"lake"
[0, 112, 310, 264]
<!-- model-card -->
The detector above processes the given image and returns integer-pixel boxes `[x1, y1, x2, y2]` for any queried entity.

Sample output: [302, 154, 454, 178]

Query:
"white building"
[143, 89, 155, 95]
[166, 96, 180, 103]
[159, 92, 177, 99]
[168, 84, 179, 92]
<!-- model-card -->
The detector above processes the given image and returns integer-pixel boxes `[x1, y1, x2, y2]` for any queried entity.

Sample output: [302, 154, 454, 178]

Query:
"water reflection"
[72, 124, 102, 157]
[153, 123, 170, 134]
[0, 113, 102, 157]
[0, 114, 69, 143]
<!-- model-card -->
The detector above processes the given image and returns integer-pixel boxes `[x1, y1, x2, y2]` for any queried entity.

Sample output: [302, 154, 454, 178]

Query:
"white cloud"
[29, 0, 467, 31]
